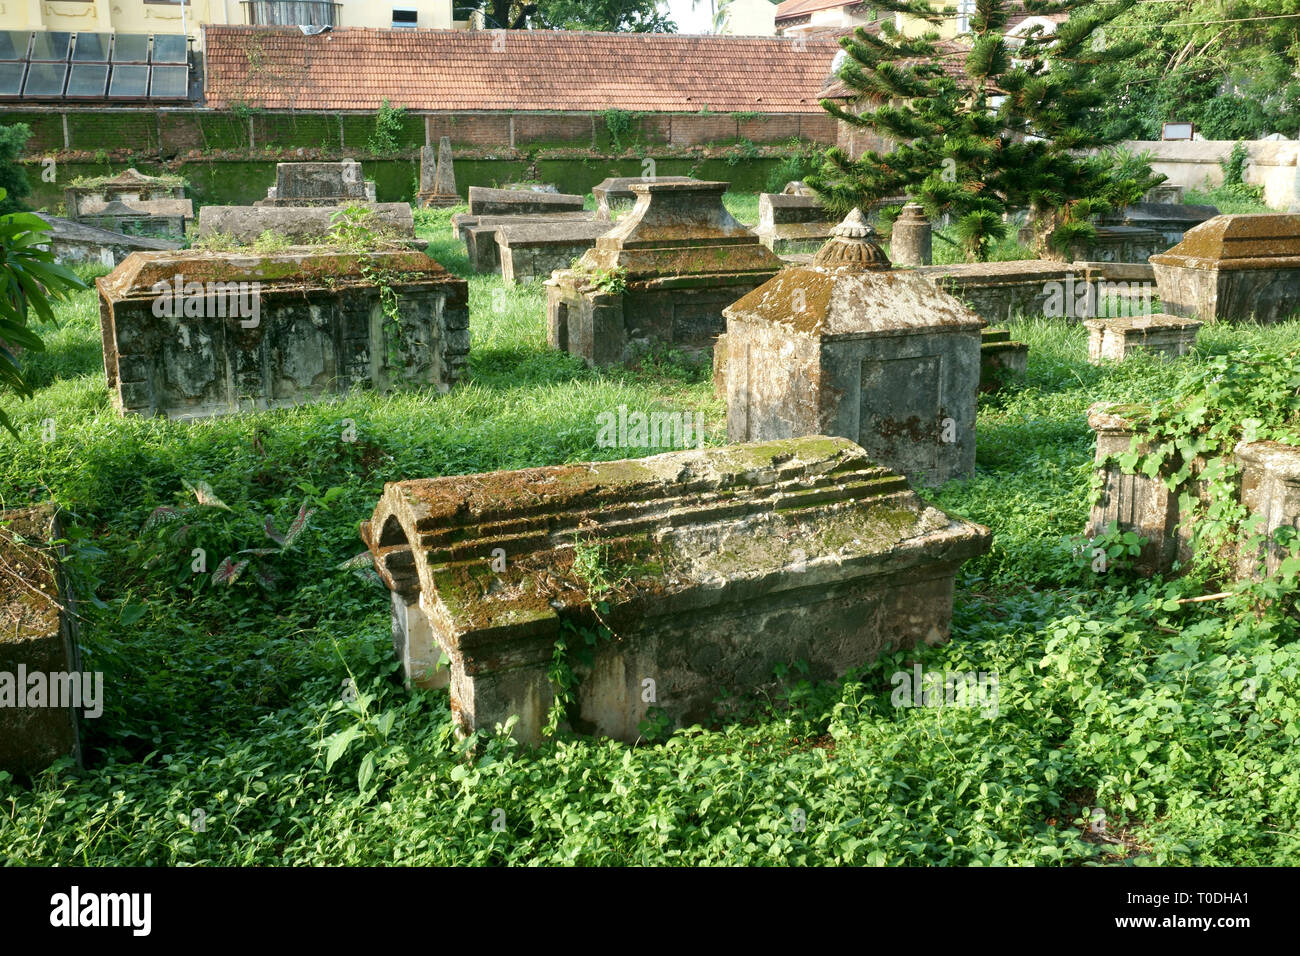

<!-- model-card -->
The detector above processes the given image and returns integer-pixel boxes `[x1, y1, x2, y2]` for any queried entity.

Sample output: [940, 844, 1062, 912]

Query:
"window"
[956, 0, 975, 34]
[392, 7, 418, 28]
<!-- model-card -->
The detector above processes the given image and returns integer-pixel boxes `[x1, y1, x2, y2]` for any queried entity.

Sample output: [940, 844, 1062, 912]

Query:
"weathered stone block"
[361, 435, 991, 745]
[546, 180, 783, 367]
[418, 136, 459, 208]
[591, 176, 697, 217]
[753, 193, 834, 253]
[911, 260, 1076, 323]
[257, 161, 375, 207]
[725, 211, 984, 488]
[1087, 404, 1196, 574]
[196, 203, 415, 244]
[496, 220, 613, 285]
[1151, 214, 1300, 323]
[96, 248, 469, 420]
[1085, 314, 1201, 364]
[889, 203, 932, 267]
[1069, 225, 1165, 264]
[0, 505, 84, 775]
[468, 186, 584, 216]
[1236, 441, 1300, 579]
[979, 328, 1028, 392]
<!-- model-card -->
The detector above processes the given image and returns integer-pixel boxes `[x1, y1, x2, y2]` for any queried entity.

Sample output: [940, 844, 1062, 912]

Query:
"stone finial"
[812, 208, 891, 271]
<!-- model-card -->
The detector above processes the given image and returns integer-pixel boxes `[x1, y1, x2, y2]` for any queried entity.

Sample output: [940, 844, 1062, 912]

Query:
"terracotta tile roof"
[203, 26, 843, 113]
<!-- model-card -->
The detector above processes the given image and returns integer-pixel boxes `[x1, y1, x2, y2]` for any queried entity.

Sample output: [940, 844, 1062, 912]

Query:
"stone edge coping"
[1082, 314, 1203, 330]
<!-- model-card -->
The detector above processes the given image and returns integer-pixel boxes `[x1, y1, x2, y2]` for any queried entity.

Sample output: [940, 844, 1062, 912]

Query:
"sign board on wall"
[1162, 122, 1195, 141]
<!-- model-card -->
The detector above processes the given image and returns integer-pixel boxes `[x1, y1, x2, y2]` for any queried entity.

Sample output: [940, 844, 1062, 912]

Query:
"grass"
[1, 202, 1299, 866]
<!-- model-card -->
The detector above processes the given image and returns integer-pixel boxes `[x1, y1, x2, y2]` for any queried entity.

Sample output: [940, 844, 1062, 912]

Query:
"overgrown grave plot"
[3, 203, 1300, 865]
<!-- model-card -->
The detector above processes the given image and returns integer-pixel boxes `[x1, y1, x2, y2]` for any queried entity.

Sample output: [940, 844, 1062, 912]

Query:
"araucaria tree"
[809, 0, 1165, 260]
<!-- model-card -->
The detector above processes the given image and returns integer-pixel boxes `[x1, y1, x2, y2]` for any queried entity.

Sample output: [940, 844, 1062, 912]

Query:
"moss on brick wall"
[0, 112, 63, 154]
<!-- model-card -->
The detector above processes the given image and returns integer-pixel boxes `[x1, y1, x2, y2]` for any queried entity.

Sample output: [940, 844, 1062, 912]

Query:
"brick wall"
[1, 107, 838, 157]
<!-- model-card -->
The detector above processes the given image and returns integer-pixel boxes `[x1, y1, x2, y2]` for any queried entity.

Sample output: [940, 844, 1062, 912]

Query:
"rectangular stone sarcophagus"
[497, 219, 614, 285]
[591, 176, 697, 217]
[1, 504, 84, 775]
[1151, 214, 1300, 323]
[546, 181, 783, 367]
[467, 186, 584, 216]
[979, 328, 1028, 392]
[196, 204, 415, 244]
[362, 436, 991, 745]
[911, 260, 1077, 323]
[1085, 314, 1201, 364]
[753, 193, 834, 253]
[97, 248, 469, 420]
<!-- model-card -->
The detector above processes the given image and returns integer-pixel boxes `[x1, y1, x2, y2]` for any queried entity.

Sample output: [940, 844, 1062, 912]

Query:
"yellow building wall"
[0, 1, 456, 38]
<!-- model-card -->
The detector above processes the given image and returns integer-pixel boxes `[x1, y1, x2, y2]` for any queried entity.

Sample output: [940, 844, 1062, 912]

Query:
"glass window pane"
[66, 62, 109, 97]
[151, 34, 187, 64]
[149, 65, 187, 98]
[22, 61, 67, 96]
[112, 34, 149, 63]
[29, 32, 71, 61]
[72, 33, 111, 62]
[0, 32, 31, 61]
[108, 63, 149, 97]
[0, 62, 26, 96]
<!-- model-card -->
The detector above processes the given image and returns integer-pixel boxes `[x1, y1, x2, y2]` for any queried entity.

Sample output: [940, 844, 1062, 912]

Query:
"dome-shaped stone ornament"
[812, 208, 891, 271]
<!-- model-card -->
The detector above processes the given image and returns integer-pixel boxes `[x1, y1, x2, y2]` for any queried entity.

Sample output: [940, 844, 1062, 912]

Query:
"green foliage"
[810, 0, 1163, 260]
[6, 201, 1300, 865]
[0, 189, 86, 435]
[602, 109, 635, 150]
[251, 229, 292, 254]
[0, 124, 33, 215]
[1221, 141, 1250, 187]
[367, 99, 408, 156]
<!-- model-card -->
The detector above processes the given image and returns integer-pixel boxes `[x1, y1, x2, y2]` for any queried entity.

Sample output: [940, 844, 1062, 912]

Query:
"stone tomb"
[911, 260, 1075, 323]
[753, 192, 835, 253]
[979, 328, 1028, 392]
[256, 161, 376, 207]
[196, 204, 415, 244]
[723, 210, 985, 488]
[361, 435, 991, 745]
[1068, 225, 1164, 264]
[418, 136, 459, 208]
[1151, 214, 1300, 323]
[97, 248, 468, 420]
[467, 186, 584, 217]
[591, 176, 697, 217]
[1103, 201, 1220, 247]
[496, 219, 614, 286]
[546, 180, 782, 367]
[64, 167, 193, 240]
[0, 504, 84, 775]
[1085, 314, 1202, 364]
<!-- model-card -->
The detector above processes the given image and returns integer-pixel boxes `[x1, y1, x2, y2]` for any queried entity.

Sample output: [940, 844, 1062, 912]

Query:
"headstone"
[255, 161, 376, 207]
[723, 210, 985, 488]
[361, 435, 991, 744]
[979, 328, 1028, 392]
[196, 204, 415, 244]
[911, 260, 1077, 323]
[97, 248, 468, 420]
[467, 186, 584, 216]
[591, 176, 697, 217]
[890, 202, 932, 266]
[1085, 314, 1201, 364]
[546, 180, 783, 367]
[0, 504, 84, 775]
[496, 219, 614, 286]
[1144, 184, 1185, 204]
[1151, 214, 1300, 323]
[753, 193, 834, 253]
[418, 137, 460, 208]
